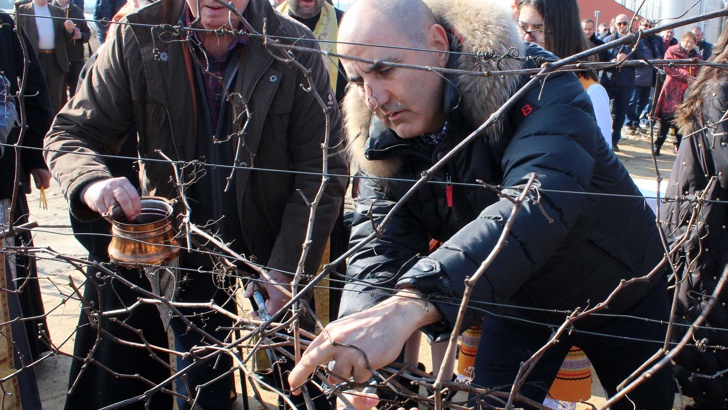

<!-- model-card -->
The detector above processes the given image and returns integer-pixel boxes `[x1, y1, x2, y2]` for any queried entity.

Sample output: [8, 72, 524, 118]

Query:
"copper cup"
[107, 197, 180, 266]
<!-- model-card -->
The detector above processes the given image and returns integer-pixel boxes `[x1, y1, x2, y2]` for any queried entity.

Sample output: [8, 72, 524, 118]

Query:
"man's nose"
[363, 83, 388, 111]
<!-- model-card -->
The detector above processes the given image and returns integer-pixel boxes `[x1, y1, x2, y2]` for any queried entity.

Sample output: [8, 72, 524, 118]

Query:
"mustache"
[367, 97, 404, 116]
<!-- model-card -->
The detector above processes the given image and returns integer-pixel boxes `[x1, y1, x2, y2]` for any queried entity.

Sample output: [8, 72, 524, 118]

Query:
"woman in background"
[517, 0, 612, 149]
[653, 31, 702, 155]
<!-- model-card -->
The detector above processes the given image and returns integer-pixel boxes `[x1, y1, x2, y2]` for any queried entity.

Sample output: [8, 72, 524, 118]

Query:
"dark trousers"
[470, 284, 674, 410]
[168, 269, 235, 410]
[609, 87, 633, 146]
[65, 257, 173, 410]
[37, 52, 66, 114]
[656, 116, 679, 150]
[66, 60, 85, 98]
[626, 86, 652, 127]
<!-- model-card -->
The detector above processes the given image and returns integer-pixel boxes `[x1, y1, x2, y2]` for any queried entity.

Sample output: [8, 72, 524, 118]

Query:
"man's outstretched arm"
[288, 289, 442, 393]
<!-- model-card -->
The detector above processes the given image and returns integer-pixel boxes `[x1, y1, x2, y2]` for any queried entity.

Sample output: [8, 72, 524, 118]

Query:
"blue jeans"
[626, 86, 652, 127]
[609, 87, 633, 146]
[469, 283, 674, 409]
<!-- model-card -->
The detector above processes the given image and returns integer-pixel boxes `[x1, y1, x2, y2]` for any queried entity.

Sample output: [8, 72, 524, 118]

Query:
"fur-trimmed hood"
[344, 0, 525, 178]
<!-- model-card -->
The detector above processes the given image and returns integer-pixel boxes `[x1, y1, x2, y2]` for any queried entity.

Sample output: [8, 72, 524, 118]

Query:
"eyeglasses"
[616, 21, 630, 26]
[518, 24, 544, 42]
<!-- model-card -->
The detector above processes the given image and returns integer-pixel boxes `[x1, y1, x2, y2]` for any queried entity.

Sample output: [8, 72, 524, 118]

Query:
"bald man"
[601, 13, 637, 151]
[692, 26, 713, 60]
[289, 0, 673, 409]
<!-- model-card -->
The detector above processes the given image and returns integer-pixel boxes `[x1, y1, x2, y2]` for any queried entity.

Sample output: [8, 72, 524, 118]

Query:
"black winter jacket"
[661, 74, 728, 409]
[339, 1, 664, 337]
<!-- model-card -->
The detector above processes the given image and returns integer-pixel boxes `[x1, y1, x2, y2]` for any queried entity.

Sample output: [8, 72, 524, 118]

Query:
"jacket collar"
[344, 0, 525, 178]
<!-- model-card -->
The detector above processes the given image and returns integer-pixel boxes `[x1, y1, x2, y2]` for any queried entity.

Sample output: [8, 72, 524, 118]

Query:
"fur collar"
[344, 0, 524, 178]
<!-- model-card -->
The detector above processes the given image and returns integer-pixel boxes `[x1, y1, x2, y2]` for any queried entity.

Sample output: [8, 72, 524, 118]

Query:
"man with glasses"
[601, 14, 636, 151]
[597, 22, 610, 40]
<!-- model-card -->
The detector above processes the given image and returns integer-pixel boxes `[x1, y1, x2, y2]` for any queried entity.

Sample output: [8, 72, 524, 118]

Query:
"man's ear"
[427, 23, 450, 67]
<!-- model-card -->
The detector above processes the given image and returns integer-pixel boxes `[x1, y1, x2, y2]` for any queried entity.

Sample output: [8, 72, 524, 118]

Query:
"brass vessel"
[107, 197, 180, 266]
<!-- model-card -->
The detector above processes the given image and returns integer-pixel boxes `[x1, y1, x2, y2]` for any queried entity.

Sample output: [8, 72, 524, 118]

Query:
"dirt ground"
[24, 130, 683, 409]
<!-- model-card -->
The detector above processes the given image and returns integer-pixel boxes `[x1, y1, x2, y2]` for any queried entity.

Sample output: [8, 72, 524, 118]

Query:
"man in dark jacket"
[582, 17, 608, 61]
[693, 26, 713, 60]
[44, 0, 348, 408]
[53, 0, 90, 98]
[93, 0, 124, 43]
[289, 0, 673, 409]
[16, 0, 73, 113]
[601, 13, 636, 151]
[582, 18, 603, 48]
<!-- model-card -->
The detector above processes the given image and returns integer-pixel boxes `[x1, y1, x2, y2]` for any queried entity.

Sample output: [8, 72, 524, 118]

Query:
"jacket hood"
[344, 0, 524, 178]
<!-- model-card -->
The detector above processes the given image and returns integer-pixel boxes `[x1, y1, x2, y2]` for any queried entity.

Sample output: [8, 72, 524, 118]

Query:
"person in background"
[0, 10, 54, 410]
[601, 13, 636, 152]
[661, 23, 728, 409]
[93, 0, 125, 43]
[597, 22, 610, 40]
[581, 18, 603, 48]
[693, 26, 713, 60]
[662, 28, 678, 49]
[653, 31, 702, 155]
[581, 17, 608, 61]
[519, 0, 610, 147]
[624, 19, 663, 136]
[289, 1, 673, 409]
[277, 0, 347, 102]
[515, 0, 543, 47]
[608, 17, 616, 39]
[53, 0, 90, 99]
[16, 0, 72, 113]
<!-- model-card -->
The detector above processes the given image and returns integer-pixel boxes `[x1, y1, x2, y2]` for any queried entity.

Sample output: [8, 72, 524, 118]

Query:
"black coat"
[53, 1, 91, 62]
[0, 11, 53, 200]
[341, 45, 664, 336]
[661, 76, 728, 409]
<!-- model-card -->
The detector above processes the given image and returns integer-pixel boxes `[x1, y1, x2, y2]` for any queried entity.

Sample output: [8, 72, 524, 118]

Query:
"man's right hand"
[288, 290, 443, 395]
[82, 177, 142, 221]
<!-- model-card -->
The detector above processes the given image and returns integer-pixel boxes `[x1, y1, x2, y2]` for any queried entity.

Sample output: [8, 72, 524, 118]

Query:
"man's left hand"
[30, 168, 51, 190]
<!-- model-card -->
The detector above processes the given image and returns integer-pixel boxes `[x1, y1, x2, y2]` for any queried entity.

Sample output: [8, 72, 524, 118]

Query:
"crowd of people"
[589, 14, 711, 155]
[1, 0, 727, 409]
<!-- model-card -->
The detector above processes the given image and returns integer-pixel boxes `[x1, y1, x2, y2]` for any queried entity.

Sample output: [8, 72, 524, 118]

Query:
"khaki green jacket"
[45, 0, 348, 276]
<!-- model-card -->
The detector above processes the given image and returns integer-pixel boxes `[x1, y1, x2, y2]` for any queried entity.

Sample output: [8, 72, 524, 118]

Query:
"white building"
[614, 0, 725, 41]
